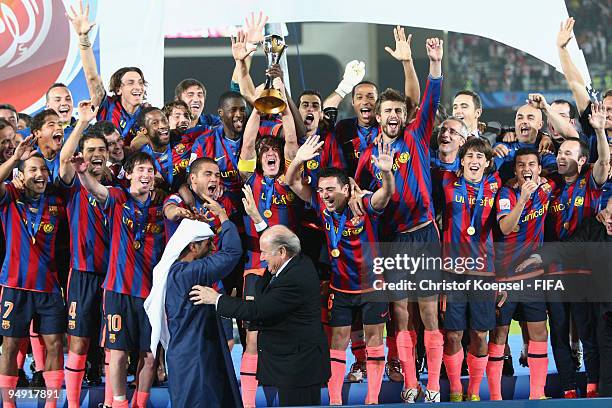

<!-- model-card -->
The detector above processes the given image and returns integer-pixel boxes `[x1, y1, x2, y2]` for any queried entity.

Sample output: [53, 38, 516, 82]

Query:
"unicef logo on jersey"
[0, 0, 100, 112]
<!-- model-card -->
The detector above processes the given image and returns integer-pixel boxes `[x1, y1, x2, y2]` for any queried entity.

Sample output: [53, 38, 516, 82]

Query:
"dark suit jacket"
[217, 254, 331, 387]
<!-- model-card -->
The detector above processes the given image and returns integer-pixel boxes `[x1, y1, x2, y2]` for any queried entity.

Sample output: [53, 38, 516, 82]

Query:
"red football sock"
[466, 353, 487, 398]
[528, 340, 548, 399]
[328, 349, 346, 405]
[351, 338, 366, 363]
[30, 333, 46, 372]
[365, 345, 385, 404]
[131, 390, 150, 408]
[43, 370, 64, 408]
[240, 353, 258, 408]
[104, 350, 114, 407]
[0, 374, 18, 408]
[486, 343, 505, 400]
[386, 336, 398, 360]
[443, 349, 464, 394]
[396, 330, 417, 388]
[111, 399, 128, 408]
[587, 382, 598, 395]
[65, 352, 87, 407]
[16, 338, 28, 370]
[424, 330, 444, 392]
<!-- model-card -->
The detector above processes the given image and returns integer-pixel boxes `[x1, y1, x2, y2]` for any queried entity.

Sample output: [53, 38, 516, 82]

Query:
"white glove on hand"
[335, 60, 366, 98]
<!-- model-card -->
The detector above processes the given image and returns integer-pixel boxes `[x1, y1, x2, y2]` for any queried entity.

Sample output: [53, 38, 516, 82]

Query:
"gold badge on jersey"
[68, 320, 76, 330]
[398, 152, 410, 163]
[574, 196, 584, 207]
[43, 224, 54, 233]
[306, 160, 319, 170]
[2, 320, 10, 329]
[490, 182, 498, 193]
[109, 334, 116, 343]
[175, 144, 186, 154]
[48, 206, 58, 216]
[351, 216, 361, 226]
[542, 182, 551, 193]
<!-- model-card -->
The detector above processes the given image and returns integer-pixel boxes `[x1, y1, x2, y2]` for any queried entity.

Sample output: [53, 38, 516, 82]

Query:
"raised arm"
[322, 60, 366, 109]
[231, 31, 257, 105]
[273, 78, 299, 161]
[230, 12, 267, 94]
[556, 18, 590, 114]
[60, 100, 98, 184]
[72, 153, 109, 204]
[267, 64, 307, 139]
[238, 106, 261, 180]
[528, 93, 578, 139]
[384, 26, 420, 106]
[369, 142, 395, 210]
[285, 135, 322, 203]
[589, 102, 611, 186]
[67, 1, 105, 107]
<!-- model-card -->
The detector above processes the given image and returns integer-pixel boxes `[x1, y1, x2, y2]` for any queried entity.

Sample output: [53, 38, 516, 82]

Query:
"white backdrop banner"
[164, 0, 591, 84]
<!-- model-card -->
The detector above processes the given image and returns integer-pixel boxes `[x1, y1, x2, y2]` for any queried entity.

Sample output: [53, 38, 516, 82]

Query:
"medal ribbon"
[218, 129, 240, 170]
[262, 176, 275, 215]
[150, 144, 174, 186]
[559, 178, 584, 238]
[120, 105, 142, 139]
[327, 208, 348, 252]
[22, 194, 45, 243]
[460, 176, 486, 233]
[129, 194, 151, 245]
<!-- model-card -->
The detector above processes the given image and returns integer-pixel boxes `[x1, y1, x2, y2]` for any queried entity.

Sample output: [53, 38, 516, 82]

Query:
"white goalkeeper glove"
[335, 60, 366, 99]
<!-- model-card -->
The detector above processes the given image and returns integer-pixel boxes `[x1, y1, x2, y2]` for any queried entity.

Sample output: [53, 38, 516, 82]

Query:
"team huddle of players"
[0, 3, 610, 407]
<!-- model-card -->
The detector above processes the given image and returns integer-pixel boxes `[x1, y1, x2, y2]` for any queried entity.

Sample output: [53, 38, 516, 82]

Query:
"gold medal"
[31, 237, 35, 244]
[133, 241, 142, 250]
[563, 222, 570, 230]
[331, 248, 340, 258]
[263, 209, 272, 218]
[466, 226, 476, 236]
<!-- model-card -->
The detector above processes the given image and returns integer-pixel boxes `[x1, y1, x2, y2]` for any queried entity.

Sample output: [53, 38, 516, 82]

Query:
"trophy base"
[254, 89, 287, 115]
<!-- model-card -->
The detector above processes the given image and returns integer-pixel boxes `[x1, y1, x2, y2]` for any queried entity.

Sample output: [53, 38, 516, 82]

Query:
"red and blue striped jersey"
[163, 192, 236, 245]
[335, 118, 380, 175]
[197, 114, 222, 128]
[492, 141, 557, 182]
[301, 130, 346, 188]
[33, 147, 61, 184]
[140, 141, 191, 191]
[440, 171, 501, 276]
[61, 176, 117, 275]
[355, 76, 442, 235]
[243, 172, 303, 271]
[309, 194, 381, 293]
[0, 184, 67, 293]
[103, 188, 165, 298]
[494, 179, 555, 279]
[98, 94, 142, 145]
[259, 114, 283, 137]
[599, 178, 611, 211]
[545, 168, 603, 241]
[190, 126, 242, 206]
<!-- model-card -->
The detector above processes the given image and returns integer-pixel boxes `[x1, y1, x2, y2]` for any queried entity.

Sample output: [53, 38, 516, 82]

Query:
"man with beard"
[0, 119, 16, 165]
[235, 82, 299, 407]
[190, 92, 248, 208]
[355, 38, 443, 403]
[175, 79, 222, 129]
[285, 137, 395, 405]
[58, 101, 116, 408]
[329, 26, 420, 176]
[0, 137, 68, 408]
[431, 116, 468, 171]
[72, 152, 165, 408]
[487, 148, 554, 400]
[45, 83, 77, 139]
[68, 3, 147, 144]
[32, 109, 65, 184]
[492, 103, 557, 181]
[138, 107, 191, 193]
[543, 101, 610, 399]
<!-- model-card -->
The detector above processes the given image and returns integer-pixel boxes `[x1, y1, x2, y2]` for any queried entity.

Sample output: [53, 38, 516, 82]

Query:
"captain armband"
[238, 158, 256, 173]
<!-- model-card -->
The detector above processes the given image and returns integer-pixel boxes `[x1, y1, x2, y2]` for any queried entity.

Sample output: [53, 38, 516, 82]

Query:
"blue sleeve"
[540, 153, 558, 171]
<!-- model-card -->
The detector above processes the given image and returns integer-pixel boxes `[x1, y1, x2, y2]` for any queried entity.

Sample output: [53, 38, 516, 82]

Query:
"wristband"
[79, 34, 91, 49]
[254, 220, 268, 233]
[238, 158, 256, 173]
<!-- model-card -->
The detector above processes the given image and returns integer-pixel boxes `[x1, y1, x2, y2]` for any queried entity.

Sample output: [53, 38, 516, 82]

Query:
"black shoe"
[30, 370, 46, 388]
[86, 365, 103, 387]
[17, 369, 29, 387]
[502, 355, 515, 376]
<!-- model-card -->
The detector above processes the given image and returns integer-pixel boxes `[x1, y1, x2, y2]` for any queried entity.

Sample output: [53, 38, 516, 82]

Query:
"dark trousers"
[278, 384, 321, 407]
[598, 312, 612, 397]
[548, 301, 599, 390]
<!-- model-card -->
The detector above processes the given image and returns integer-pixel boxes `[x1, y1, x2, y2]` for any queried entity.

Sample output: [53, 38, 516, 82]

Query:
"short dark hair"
[175, 79, 206, 100]
[561, 136, 590, 161]
[551, 99, 578, 119]
[256, 136, 285, 174]
[31, 109, 59, 133]
[18, 152, 45, 173]
[108, 67, 146, 95]
[374, 88, 405, 115]
[458, 137, 494, 174]
[190, 157, 219, 175]
[17, 113, 32, 128]
[603, 89, 612, 99]
[123, 152, 155, 174]
[0, 104, 17, 114]
[514, 147, 541, 166]
[163, 100, 193, 121]
[136, 106, 163, 129]
[298, 90, 322, 105]
[351, 80, 378, 100]
[217, 91, 245, 110]
[79, 133, 109, 152]
[454, 90, 482, 111]
[45, 83, 70, 102]
[0, 118, 15, 132]
[88, 120, 118, 137]
[318, 167, 349, 187]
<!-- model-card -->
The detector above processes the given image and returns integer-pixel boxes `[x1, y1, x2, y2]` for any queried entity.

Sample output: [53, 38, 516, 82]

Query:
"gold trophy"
[254, 34, 288, 114]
